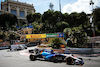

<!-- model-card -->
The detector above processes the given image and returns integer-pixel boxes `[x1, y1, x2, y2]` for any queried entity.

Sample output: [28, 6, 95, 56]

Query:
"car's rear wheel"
[29, 55, 36, 61]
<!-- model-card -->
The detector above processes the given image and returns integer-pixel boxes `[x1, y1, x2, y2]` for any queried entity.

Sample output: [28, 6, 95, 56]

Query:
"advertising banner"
[46, 33, 65, 38]
[16, 25, 33, 28]
[26, 33, 65, 39]
[26, 34, 46, 39]
[46, 33, 58, 38]
[57, 33, 65, 37]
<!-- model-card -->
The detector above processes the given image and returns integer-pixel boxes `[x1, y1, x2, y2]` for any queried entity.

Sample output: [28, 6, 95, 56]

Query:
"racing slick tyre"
[29, 55, 36, 61]
[66, 57, 74, 65]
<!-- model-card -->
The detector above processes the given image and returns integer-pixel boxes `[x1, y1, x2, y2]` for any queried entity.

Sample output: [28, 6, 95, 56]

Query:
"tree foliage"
[33, 13, 41, 23]
[64, 25, 88, 47]
[26, 13, 41, 23]
[69, 12, 87, 27]
[56, 21, 69, 32]
[0, 13, 17, 29]
[26, 13, 33, 23]
[93, 7, 100, 31]
[50, 38, 62, 49]
[42, 10, 57, 33]
[26, 10, 88, 34]
[32, 22, 42, 33]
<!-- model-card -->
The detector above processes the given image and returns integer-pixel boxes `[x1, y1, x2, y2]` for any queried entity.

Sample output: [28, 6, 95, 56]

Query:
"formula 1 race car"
[29, 48, 84, 65]
[29, 48, 66, 63]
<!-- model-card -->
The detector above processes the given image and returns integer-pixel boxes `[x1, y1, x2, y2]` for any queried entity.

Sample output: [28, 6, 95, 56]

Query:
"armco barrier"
[65, 48, 100, 54]
[93, 48, 100, 54]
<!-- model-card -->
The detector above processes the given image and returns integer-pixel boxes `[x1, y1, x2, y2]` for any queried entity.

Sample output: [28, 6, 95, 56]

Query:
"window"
[11, 10, 17, 16]
[20, 11, 25, 17]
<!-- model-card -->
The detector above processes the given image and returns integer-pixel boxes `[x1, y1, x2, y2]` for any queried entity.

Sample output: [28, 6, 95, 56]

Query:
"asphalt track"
[0, 46, 100, 67]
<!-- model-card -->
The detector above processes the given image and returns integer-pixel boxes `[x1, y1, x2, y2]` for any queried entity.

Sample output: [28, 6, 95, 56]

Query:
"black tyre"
[29, 55, 36, 61]
[66, 57, 74, 65]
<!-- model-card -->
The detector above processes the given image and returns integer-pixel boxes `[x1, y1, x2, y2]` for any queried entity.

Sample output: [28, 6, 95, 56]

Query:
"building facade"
[0, 0, 35, 22]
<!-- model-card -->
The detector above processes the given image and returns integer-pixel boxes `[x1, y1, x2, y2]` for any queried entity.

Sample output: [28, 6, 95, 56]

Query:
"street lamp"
[59, 0, 62, 33]
[90, 0, 95, 37]
[90, 0, 94, 8]
[90, 0, 95, 53]
[49, 3, 53, 11]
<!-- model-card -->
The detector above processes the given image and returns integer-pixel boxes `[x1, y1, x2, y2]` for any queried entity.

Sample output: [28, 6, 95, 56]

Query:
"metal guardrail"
[0, 46, 9, 50]
[65, 48, 100, 54]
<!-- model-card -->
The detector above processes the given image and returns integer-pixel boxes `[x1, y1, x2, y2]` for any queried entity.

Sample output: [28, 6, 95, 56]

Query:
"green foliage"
[0, 30, 20, 42]
[0, 13, 17, 30]
[25, 7, 100, 37]
[93, 7, 100, 31]
[63, 28, 71, 34]
[42, 10, 54, 33]
[56, 21, 69, 32]
[26, 10, 88, 34]
[69, 12, 88, 27]
[33, 13, 41, 23]
[32, 22, 42, 33]
[93, 7, 100, 24]
[26, 13, 33, 23]
[26, 13, 41, 23]
[50, 38, 62, 49]
[67, 40, 75, 47]
[0, 32, 5, 41]
[65, 25, 88, 47]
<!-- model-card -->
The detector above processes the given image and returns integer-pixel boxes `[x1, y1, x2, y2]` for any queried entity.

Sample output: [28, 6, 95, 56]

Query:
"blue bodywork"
[41, 52, 51, 56]
[45, 54, 56, 60]
[41, 49, 65, 60]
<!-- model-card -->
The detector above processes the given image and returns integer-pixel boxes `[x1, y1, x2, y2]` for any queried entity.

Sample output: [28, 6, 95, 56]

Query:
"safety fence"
[65, 48, 100, 54]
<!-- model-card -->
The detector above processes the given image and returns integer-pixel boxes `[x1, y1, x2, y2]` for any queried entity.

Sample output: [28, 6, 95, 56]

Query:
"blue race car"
[29, 48, 66, 63]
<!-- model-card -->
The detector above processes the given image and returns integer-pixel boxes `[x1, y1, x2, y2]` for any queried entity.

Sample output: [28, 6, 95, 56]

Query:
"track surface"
[0, 47, 100, 67]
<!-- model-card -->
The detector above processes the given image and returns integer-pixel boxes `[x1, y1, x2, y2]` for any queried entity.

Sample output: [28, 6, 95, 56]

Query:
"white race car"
[62, 54, 84, 65]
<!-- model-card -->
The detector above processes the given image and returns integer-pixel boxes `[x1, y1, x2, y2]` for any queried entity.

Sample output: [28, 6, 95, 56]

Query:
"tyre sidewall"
[30, 55, 36, 61]
[66, 57, 74, 65]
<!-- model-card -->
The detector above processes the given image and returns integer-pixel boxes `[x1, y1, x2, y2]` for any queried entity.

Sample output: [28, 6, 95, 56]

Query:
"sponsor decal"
[26, 34, 46, 39]
[57, 33, 65, 37]
[26, 33, 65, 39]
[46, 33, 58, 38]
